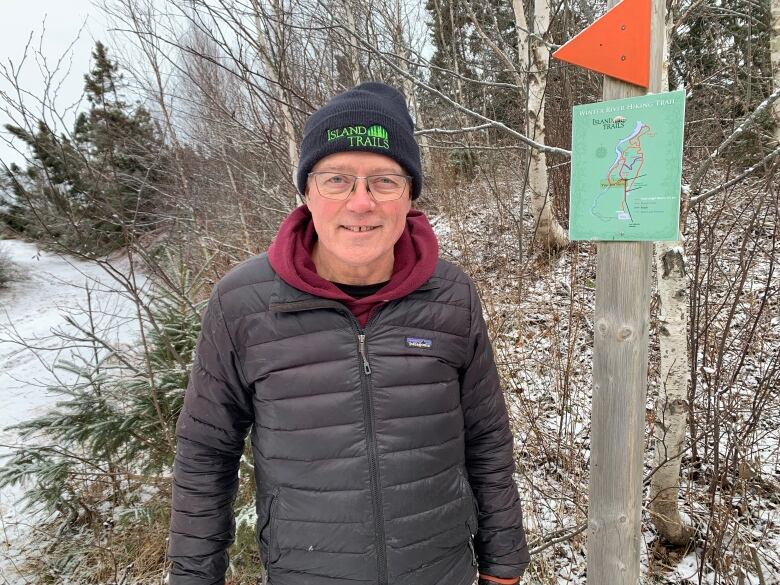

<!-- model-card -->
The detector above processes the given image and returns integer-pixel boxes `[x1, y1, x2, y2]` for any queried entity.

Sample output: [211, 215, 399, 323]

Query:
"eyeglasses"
[308, 172, 411, 201]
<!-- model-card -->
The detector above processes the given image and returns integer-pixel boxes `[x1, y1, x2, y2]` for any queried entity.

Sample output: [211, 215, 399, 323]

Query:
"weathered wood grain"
[586, 0, 665, 581]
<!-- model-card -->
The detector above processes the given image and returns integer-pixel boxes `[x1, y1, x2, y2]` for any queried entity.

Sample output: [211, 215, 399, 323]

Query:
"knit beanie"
[296, 82, 422, 200]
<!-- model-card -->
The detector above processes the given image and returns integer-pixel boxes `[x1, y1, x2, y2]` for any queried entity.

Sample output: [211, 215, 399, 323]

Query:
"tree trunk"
[772, 0, 780, 143]
[512, 0, 568, 252]
[649, 5, 694, 546]
[344, 0, 362, 86]
[650, 241, 695, 545]
[252, 1, 301, 208]
[391, 0, 429, 174]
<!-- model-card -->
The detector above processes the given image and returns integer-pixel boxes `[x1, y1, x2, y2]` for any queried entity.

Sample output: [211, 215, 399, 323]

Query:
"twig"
[691, 146, 779, 206]
[416, 123, 494, 136]
[749, 545, 767, 585]
[529, 522, 588, 555]
[690, 86, 780, 190]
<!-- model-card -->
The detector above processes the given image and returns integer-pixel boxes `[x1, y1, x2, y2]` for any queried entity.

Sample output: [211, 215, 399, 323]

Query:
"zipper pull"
[468, 538, 477, 566]
[357, 334, 372, 375]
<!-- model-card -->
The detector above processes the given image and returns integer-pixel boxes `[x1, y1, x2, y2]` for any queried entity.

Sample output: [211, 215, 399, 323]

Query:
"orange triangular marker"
[552, 0, 650, 88]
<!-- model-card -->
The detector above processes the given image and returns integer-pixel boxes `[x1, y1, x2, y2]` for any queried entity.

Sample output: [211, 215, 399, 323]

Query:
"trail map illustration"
[569, 90, 685, 241]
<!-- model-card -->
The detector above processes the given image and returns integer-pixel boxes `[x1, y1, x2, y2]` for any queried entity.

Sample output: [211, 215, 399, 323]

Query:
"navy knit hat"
[297, 82, 422, 200]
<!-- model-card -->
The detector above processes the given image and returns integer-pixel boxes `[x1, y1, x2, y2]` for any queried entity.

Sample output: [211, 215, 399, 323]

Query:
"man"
[168, 82, 530, 585]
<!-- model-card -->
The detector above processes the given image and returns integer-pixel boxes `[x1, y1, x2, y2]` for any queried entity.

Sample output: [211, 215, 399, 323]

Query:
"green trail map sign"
[569, 90, 685, 241]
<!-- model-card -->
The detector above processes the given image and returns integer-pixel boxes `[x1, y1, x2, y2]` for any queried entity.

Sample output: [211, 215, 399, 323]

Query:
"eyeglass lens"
[313, 173, 407, 201]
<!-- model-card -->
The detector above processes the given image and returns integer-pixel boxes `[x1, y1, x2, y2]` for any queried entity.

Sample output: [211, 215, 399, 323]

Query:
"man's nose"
[346, 178, 375, 212]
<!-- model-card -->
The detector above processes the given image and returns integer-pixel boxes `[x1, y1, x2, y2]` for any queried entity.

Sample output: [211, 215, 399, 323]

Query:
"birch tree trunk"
[512, 0, 568, 252]
[650, 239, 695, 545]
[390, 0, 429, 173]
[649, 4, 695, 546]
[343, 0, 362, 86]
[252, 0, 302, 208]
[772, 0, 780, 143]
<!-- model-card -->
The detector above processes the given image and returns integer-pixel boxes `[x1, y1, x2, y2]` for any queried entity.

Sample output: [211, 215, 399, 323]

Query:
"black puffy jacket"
[168, 253, 529, 585]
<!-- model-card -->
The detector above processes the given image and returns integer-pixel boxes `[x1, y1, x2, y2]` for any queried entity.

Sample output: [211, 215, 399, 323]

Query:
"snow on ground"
[426, 181, 780, 585]
[0, 239, 146, 583]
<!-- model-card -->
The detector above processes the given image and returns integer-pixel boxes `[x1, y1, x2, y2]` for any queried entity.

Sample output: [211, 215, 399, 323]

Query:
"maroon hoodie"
[267, 205, 439, 327]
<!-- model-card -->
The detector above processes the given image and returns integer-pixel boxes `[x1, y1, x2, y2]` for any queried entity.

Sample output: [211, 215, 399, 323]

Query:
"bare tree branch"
[691, 145, 780, 205]
[690, 86, 780, 189]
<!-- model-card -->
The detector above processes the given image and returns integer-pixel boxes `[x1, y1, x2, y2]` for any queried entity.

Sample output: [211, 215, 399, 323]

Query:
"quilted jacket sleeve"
[460, 279, 530, 579]
[168, 284, 255, 584]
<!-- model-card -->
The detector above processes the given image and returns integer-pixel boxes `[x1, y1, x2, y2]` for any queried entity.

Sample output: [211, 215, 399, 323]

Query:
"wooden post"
[586, 0, 665, 582]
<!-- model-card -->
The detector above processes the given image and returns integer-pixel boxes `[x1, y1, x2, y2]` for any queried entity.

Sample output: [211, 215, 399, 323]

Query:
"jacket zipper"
[459, 469, 479, 566]
[357, 334, 372, 375]
[267, 488, 281, 577]
[468, 537, 478, 566]
[270, 297, 391, 584]
[352, 314, 386, 585]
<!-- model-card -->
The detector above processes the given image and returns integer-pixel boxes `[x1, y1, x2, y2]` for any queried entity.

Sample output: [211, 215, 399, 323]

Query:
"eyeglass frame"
[307, 171, 412, 201]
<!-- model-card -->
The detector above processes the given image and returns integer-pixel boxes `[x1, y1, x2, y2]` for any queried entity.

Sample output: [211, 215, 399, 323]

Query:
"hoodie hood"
[267, 205, 439, 326]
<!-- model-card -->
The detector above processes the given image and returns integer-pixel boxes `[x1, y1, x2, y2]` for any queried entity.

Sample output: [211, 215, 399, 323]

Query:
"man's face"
[306, 151, 412, 281]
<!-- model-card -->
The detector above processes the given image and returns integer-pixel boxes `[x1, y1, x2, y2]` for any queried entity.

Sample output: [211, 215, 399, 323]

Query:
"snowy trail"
[0, 239, 146, 582]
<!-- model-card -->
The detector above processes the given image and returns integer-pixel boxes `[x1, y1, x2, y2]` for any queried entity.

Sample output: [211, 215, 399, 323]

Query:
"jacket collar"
[269, 273, 440, 314]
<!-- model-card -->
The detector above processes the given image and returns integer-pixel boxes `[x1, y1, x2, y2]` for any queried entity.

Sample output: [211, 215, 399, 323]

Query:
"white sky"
[0, 0, 110, 169]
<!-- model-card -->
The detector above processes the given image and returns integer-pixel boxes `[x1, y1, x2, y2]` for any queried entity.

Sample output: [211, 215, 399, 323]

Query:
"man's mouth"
[342, 225, 379, 232]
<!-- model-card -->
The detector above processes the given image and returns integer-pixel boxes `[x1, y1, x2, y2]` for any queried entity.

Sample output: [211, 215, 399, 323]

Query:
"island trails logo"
[327, 124, 390, 149]
[593, 115, 627, 130]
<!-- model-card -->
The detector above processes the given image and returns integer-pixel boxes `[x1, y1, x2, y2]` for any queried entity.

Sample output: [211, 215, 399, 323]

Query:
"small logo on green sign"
[327, 124, 389, 149]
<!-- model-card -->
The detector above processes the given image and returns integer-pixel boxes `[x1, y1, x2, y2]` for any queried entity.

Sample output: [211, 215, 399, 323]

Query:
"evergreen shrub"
[0, 267, 213, 582]
[0, 243, 18, 287]
[3, 42, 167, 255]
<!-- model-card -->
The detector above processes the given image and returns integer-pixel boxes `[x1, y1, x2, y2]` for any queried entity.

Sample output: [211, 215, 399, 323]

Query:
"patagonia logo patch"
[405, 337, 432, 349]
[326, 125, 389, 149]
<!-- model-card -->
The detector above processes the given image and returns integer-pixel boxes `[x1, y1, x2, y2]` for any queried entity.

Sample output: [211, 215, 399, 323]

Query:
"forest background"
[0, 0, 778, 583]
